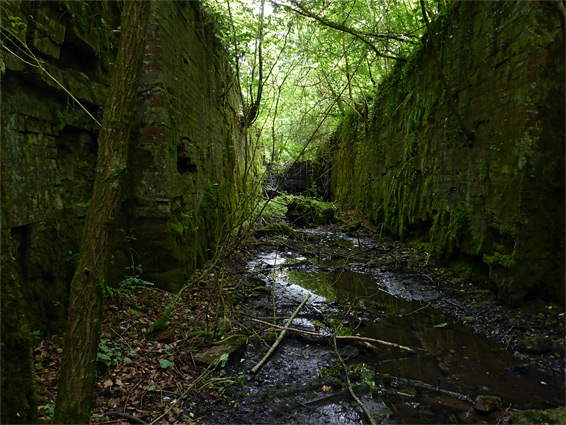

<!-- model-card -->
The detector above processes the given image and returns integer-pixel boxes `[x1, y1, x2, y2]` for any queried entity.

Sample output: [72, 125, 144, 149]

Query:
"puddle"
[243, 243, 565, 424]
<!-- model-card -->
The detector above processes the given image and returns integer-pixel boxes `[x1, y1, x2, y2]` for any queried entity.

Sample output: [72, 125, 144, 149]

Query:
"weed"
[97, 338, 134, 367]
[39, 403, 55, 421]
[107, 256, 154, 297]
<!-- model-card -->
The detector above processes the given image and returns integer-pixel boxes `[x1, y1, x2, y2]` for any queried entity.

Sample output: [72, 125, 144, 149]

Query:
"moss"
[516, 335, 564, 355]
[170, 221, 185, 238]
[484, 252, 514, 270]
[320, 0, 564, 307]
[146, 304, 174, 338]
[509, 407, 566, 425]
[427, 209, 471, 260]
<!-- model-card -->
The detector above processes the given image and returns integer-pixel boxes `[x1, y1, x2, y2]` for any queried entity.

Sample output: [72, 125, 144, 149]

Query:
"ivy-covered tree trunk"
[0, 185, 38, 424]
[53, 2, 151, 423]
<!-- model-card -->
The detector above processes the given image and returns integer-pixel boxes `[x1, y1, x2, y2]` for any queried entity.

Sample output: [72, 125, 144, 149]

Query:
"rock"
[504, 364, 528, 375]
[218, 317, 232, 334]
[509, 407, 566, 424]
[473, 395, 501, 413]
[285, 198, 335, 227]
[286, 199, 316, 226]
[344, 220, 361, 232]
[193, 335, 247, 366]
[315, 206, 335, 225]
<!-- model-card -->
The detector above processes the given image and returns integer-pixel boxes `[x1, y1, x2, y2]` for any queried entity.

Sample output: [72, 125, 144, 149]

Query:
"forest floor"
[35, 216, 565, 424]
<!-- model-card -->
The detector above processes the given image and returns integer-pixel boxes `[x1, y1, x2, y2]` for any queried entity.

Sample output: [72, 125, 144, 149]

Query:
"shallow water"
[247, 242, 565, 424]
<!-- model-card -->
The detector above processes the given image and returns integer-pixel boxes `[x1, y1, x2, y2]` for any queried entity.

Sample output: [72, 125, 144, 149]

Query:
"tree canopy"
[202, 0, 443, 163]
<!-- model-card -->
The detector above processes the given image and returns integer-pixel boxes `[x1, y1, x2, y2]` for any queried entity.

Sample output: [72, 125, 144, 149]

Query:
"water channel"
[204, 228, 564, 424]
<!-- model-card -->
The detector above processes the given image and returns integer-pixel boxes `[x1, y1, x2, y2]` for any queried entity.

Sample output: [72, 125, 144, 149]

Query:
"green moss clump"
[484, 252, 514, 269]
[509, 407, 565, 425]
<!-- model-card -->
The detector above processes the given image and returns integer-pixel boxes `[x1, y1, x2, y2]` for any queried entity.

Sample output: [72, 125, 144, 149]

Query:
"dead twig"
[250, 294, 311, 374]
[249, 317, 416, 353]
[402, 302, 431, 317]
[333, 335, 377, 425]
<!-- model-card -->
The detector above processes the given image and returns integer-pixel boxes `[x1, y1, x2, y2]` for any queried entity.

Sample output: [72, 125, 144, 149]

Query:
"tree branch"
[250, 294, 311, 374]
[269, 0, 407, 62]
[249, 317, 416, 353]
[333, 335, 377, 425]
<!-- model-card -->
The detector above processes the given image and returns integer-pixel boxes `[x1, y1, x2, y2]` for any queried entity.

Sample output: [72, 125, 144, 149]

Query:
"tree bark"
[54, 2, 151, 423]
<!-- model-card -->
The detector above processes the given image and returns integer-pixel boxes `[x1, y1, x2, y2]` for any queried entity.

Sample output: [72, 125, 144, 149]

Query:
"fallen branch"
[377, 372, 473, 403]
[105, 411, 148, 425]
[249, 317, 416, 353]
[333, 335, 377, 425]
[402, 302, 431, 317]
[250, 294, 310, 374]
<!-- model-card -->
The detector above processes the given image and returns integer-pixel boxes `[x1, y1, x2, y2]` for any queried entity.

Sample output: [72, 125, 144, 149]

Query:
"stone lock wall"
[1, 1, 250, 333]
[326, 1, 564, 304]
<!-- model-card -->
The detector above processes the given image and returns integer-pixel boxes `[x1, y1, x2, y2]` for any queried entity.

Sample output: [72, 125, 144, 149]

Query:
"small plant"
[39, 403, 55, 421]
[159, 358, 175, 369]
[97, 338, 134, 367]
[107, 256, 154, 297]
[65, 250, 80, 263]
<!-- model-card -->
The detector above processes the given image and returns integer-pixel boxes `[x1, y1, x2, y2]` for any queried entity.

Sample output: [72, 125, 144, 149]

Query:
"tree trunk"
[53, 2, 151, 423]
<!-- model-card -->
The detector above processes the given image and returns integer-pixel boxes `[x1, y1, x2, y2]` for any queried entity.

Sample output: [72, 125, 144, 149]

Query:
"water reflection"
[277, 266, 565, 419]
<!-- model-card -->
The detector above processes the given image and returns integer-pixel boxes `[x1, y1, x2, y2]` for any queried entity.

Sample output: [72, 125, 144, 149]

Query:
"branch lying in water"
[250, 294, 311, 374]
[249, 317, 417, 353]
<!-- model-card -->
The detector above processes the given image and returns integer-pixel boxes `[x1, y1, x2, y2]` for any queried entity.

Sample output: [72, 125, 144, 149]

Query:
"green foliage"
[39, 403, 55, 422]
[97, 338, 134, 367]
[159, 358, 175, 369]
[484, 252, 514, 270]
[201, 0, 429, 164]
[259, 194, 294, 221]
[107, 258, 154, 297]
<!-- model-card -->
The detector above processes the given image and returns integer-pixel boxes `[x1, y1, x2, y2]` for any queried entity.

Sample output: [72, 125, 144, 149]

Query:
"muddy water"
[274, 266, 564, 423]
[201, 230, 565, 425]
[237, 231, 564, 424]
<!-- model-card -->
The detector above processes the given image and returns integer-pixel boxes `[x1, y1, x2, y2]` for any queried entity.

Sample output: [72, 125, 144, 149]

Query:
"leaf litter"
[34, 223, 565, 424]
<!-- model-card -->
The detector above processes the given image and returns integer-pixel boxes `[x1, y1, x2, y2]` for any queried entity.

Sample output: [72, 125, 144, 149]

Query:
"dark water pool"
[281, 267, 564, 422]
[246, 246, 564, 424]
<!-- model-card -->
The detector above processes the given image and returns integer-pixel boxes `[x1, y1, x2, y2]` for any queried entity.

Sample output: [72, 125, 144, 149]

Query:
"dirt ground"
[34, 223, 564, 424]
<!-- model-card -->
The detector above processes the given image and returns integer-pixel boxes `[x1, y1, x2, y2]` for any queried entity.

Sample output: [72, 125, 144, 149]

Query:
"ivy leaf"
[159, 358, 175, 369]
[216, 353, 229, 368]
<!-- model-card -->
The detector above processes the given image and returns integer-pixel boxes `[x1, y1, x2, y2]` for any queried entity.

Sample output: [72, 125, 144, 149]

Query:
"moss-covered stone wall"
[325, 1, 564, 305]
[1, 1, 249, 333]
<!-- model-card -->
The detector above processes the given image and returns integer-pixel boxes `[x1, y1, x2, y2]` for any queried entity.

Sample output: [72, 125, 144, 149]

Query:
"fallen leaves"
[34, 278, 245, 424]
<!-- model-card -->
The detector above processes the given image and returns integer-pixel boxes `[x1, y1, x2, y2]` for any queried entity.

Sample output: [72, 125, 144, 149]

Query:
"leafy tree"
[203, 0, 433, 165]
[53, 1, 151, 422]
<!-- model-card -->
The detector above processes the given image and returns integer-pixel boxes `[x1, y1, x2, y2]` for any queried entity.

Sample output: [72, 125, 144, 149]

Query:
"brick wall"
[326, 1, 564, 304]
[1, 1, 249, 332]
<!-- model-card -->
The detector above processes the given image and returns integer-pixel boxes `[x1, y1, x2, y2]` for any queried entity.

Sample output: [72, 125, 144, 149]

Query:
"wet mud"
[198, 226, 565, 424]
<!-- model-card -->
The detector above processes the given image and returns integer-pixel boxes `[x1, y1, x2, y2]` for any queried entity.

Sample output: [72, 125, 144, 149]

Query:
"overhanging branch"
[269, 0, 407, 62]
